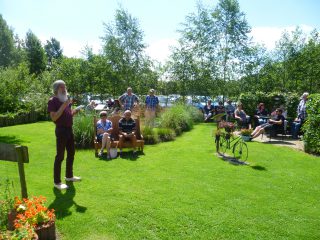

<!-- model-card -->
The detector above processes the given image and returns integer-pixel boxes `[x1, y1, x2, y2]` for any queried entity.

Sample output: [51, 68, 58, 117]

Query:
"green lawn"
[0, 121, 319, 239]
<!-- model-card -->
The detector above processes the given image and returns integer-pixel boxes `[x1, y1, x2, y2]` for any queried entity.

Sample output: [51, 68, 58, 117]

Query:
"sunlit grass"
[0, 121, 319, 239]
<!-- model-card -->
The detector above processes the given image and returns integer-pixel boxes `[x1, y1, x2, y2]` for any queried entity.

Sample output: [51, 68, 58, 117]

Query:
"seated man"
[251, 108, 285, 139]
[203, 100, 215, 122]
[215, 101, 225, 115]
[97, 111, 113, 158]
[118, 110, 137, 156]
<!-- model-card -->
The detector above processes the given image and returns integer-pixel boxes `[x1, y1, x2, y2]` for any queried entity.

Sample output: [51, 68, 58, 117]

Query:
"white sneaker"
[54, 183, 68, 190]
[65, 176, 81, 182]
[98, 151, 103, 157]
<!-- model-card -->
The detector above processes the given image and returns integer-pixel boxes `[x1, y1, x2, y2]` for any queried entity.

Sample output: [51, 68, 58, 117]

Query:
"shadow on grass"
[48, 182, 87, 219]
[0, 135, 25, 145]
[250, 165, 267, 171]
[216, 152, 248, 166]
[262, 140, 296, 146]
[98, 151, 144, 161]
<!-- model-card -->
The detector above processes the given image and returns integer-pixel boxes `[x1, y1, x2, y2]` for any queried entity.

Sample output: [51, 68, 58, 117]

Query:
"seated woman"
[97, 111, 113, 158]
[251, 108, 285, 139]
[234, 103, 251, 129]
[254, 103, 269, 126]
[203, 100, 215, 122]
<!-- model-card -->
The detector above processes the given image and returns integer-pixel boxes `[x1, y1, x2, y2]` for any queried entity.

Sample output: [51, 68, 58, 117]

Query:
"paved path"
[251, 135, 304, 151]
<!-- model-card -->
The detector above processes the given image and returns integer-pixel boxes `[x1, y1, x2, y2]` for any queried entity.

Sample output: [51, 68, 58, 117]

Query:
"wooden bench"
[93, 115, 144, 157]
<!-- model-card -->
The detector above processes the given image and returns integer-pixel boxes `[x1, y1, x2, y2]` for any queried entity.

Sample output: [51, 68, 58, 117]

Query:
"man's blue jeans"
[291, 121, 301, 139]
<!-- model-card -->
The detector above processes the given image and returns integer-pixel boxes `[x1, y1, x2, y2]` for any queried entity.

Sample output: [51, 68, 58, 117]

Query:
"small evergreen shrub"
[73, 113, 95, 148]
[302, 93, 320, 154]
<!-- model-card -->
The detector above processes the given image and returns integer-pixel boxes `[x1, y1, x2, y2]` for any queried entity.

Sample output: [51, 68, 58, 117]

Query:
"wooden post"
[0, 143, 29, 198]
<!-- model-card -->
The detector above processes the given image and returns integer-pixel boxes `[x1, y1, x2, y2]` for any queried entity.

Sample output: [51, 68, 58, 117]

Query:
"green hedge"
[238, 91, 299, 118]
[0, 109, 48, 127]
[302, 93, 320, 154]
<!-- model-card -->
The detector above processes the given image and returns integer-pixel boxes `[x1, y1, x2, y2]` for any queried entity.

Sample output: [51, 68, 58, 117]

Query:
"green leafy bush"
[73, 113, 95, 148]
[156, 128, 176, 142]
[238, 91, 299, 118]
[159, 104, 193, 135]
[302, 93, 320, 154]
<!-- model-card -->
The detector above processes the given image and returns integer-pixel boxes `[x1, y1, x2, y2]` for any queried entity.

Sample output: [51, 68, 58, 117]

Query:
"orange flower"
[13, 195, 56, 230]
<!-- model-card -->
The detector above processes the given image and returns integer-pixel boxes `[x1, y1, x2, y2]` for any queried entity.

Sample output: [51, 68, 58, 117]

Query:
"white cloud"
[145, 38, 178, 64]
[250, 24, 315, 50]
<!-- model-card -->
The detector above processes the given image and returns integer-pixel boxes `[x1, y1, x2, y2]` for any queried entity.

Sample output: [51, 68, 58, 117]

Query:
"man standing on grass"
[145, 89, 159, 127]
[48, 80, 81, 190]
[119, 87, 139, 111]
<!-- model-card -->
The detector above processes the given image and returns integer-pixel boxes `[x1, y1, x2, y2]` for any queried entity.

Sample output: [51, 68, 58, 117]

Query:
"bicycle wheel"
[233, 141, 248, 161]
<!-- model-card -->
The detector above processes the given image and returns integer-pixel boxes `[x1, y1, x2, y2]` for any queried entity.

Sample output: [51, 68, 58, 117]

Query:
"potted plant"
[13, 196, 56, 240]
[240, 129, 253, 141]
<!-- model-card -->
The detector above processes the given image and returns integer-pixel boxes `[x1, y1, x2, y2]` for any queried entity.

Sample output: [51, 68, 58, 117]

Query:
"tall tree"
[25, 30, 46, 75]
[102, 8, 147, 93]
[44, 37, 63, 67]
[212, 0, 253, 95]
[0, 14, 15, 67]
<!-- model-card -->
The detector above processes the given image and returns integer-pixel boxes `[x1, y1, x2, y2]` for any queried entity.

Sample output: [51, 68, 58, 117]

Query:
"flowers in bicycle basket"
[219, 121, 234, 132]
[240, 128, 253, 136]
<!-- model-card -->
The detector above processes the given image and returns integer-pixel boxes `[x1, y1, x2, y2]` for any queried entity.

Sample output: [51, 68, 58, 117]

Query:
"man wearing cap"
[97, 111, 113, 157]
[47, 80, 81, 190]
[118, 110, 137, 156]
[119, 87, 139, 111]
[145, 89, 159, 127]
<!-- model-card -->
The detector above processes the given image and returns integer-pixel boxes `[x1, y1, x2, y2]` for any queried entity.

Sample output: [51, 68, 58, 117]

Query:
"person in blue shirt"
[119, 87, 139, 110]
[145, 89, 159, 127]
[96, 111, 113, 158]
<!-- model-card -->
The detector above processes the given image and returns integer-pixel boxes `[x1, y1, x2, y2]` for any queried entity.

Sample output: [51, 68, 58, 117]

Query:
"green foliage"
[73, 113, 95, 148]
[25, 31, 47, 75]
[238, 91, 299, 118]
[0, 14, 15, 67]
[142, 126, 159, 144]
[1, 122, 320, 239]
[155, 128, 176, 142]
[0, 178, 14, 231]
[302, 93, 320, 154]
[159, 104, 195, 135]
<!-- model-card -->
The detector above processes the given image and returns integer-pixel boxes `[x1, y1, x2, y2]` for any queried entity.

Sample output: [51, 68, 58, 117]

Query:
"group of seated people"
[204, 94, 309, 140]
[203, 100, 235, 122]
[96, 109, 137, 158]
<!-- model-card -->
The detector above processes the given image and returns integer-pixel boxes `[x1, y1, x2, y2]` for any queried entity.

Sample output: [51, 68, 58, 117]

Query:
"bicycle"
[214, 120, 248, 161]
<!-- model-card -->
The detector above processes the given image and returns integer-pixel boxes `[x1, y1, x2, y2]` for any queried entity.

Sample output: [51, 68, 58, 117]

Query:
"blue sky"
[1, 0, 320, 63]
